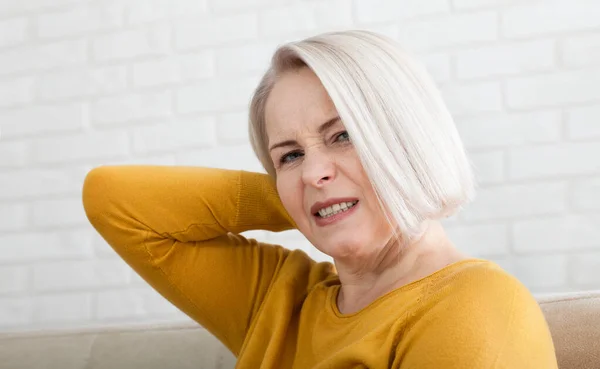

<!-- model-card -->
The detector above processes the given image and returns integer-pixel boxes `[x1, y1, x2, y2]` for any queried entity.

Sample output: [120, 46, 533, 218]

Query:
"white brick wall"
[0, 0, 598, 333]
[501, 1, 600, 38]
[454, 40, 556, 80]
[0, 39, 88, 76]
[92, 25, 172, 62]
[506, 69, 600, 108]
[567, 105, 600, 139]
[37, 3, 124, 39]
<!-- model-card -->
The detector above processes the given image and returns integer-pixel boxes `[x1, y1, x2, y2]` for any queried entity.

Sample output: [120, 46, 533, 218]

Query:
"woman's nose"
[301, 151, 336, 187]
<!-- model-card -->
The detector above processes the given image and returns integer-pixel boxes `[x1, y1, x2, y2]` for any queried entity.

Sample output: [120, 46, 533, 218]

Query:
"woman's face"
[265, 67, 396, 262]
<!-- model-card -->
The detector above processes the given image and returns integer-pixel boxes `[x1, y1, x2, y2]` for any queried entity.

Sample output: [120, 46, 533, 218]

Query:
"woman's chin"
[315, 239, 370, 261]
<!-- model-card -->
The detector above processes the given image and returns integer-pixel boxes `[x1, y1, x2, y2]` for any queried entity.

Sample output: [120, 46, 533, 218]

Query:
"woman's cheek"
[276, 188, 300, 221]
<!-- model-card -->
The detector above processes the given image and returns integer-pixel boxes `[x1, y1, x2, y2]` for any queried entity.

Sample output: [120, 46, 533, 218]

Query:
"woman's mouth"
[313, 200, 359, 226]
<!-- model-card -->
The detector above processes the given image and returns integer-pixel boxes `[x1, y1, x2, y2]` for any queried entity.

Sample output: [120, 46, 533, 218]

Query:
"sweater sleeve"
[81, 165, 299, 355]
[394, 266, 558, 369]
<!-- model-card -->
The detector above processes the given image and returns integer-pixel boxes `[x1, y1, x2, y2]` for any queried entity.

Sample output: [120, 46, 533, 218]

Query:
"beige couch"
[0, 291, 598, 369]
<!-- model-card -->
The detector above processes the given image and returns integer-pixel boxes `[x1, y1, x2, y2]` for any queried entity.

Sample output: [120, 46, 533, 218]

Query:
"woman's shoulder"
[400, 260, 557, 368]
[425, 258, 539, 313]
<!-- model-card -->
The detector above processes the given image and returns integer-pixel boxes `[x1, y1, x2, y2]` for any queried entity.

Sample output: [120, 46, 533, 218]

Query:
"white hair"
[248, 29, 476, 242]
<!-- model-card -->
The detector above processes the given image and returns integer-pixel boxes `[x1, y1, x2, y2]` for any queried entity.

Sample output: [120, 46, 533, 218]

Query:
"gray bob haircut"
[248, 29, 476, 241]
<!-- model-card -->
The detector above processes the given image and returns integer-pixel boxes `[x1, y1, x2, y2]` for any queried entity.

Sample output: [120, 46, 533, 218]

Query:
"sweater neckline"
[327, 258, 488, 319]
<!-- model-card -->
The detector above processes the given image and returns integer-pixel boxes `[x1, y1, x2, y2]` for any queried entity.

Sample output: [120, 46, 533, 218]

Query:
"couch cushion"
[0, 334, 95, 369]
[537, 291, 600, 369]
[0, 291, 598, 369]
[0, 323, 236, 369]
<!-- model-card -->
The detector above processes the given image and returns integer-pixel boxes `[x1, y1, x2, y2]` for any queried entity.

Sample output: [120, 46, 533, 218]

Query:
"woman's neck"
[333, 221, 468, 315]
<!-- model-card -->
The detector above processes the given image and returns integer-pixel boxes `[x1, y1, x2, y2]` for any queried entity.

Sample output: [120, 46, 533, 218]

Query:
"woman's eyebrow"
[268, 116, 341, 152]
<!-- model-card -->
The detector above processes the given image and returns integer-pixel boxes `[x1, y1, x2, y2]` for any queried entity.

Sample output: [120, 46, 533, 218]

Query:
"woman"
[82, 30, 558, 368]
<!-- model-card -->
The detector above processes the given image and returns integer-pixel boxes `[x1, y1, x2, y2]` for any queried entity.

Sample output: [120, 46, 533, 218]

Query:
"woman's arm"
[82, 165, 300, 355]
[82, 165, 296, 243]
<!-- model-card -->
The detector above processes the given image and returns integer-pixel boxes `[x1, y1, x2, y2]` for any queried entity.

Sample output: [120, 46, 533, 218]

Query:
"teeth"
[317, 201, 357, 218]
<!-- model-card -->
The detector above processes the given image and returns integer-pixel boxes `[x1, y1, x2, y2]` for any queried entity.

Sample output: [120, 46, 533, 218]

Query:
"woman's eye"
[336, 131, 350, 142]
[280, 151, 302, 164]
[278, 132, 349, 166]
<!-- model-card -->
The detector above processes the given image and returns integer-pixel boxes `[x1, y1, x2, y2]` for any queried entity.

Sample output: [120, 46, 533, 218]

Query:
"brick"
[175, 75, 260, 114]
[91, 154, 177, 168]
[91, 91, 172, 126]
[0, 17, 28, 48]
[38, 66, 128, 102]
[32, 131, 130, 164]
[92, 232, 122, 260]
[0, 76, 34, 108]
[126, 0, 207, 25]
[361, 24, 399, 40]
[0, 141, 29, 168]
[512, 255, 568, 290]
[215, 43, 277, 75]
[446, 223, 509, 257]
[32, 198, 88, 227]
[96, 287, 180, 320]
[33, 260, 131, 292]
[508, 143, 600, 180]
[0, 230, 93, 263]
[314, 0, 354, 30]
[456, 40, 555, 80]
[418, 52, 452, 84]
[0, 167, 87, 199]
[211, 0, 282, 13]
[0, 0, 85, 14]
[175, 14, 258, 50]
[570, 252, 600, 288]
[132, 117, 216, 154]
[355, 0, 449, 23]
[441, 82, 502, 115]
[129, 268, 148, 286]
[469, 150, 504, 184]
[217, 111, 249, 144]
[455, 111, 562, 149]
[461, 182, 567, 221]
[452, 0, 521, 9]
[0, 203, 29, 232]
[33, 293, 92, 323]
[176, 144, 265, 173]
[0, 39, 87, 76]
[92, 24, 171, 62]
[514, 215, 600, 254]
[259, 4, 317, 37]
[0, 266, 28, 295]
[562, 33, 600, 68]
[0, 297, 31, 328]
[133, 52, 215, 87]
[398, 11, 497, 52]
[506, 69, 600, 108]
[502, 1, 600, 38]
[573, 177, 600, 211]
[0, 103, 84, 139]
[567, 105, 600, 140]
[37, 3, 123, 38]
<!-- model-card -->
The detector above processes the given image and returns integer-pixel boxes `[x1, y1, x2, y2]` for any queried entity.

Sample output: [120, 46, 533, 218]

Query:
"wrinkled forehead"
[264, 68, 338, 142]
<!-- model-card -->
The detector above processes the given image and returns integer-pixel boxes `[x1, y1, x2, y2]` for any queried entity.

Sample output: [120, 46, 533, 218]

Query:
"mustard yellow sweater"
[82, 165, 558, 369]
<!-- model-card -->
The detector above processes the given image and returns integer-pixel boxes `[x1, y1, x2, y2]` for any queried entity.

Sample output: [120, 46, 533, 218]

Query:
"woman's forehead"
[265, 70, 338, 136]
[265, 101, 339, 142]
